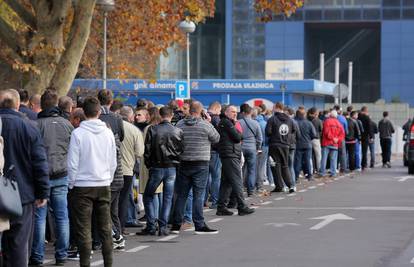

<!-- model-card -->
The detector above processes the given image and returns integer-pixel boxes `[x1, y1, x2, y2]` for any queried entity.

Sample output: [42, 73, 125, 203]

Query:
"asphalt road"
[43, 158, 414, 267]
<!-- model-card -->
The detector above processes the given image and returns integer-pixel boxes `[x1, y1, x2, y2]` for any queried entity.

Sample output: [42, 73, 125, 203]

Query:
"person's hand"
[333, 138, 339, 144]
[205, 112, 211, 122]
[35, 199, 47, 208]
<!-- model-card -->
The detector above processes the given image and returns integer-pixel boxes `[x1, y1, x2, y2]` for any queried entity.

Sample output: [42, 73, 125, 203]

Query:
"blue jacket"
[0, 109, 49, 204]
[19, 104, 37, 121]
[255, 114, 268, 146]
[337, 114, 349, 135]
[295, 115, 316, 149]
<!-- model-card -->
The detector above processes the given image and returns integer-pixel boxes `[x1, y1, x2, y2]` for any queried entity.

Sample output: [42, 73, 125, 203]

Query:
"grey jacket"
[239, 116, 263, 151]
[37, 107, 73, 179]
[378, 118, 395, 139]
[176, 116, 220, 162]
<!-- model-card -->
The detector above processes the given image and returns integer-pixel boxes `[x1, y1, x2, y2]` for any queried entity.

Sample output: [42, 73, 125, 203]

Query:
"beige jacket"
[121, 121, 144, 176]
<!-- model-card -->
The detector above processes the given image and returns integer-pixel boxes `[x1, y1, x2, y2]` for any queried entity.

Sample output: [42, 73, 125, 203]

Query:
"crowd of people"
[0, 88, 398, 267]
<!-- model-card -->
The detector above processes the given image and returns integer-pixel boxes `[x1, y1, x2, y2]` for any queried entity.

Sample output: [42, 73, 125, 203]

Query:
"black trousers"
[217, 157, 247, 211]
[110, 190, 121, 239]
[269, 146, 292, 189]
[118, 175, 133, 232]
[380, 138, 392, 164]
[2, 203, 34, 267]
[361, 138, 369, 169]
[346, 142, 356, 171]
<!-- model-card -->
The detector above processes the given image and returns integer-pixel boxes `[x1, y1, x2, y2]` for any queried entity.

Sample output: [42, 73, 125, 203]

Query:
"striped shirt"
[176, 117, 220, 161]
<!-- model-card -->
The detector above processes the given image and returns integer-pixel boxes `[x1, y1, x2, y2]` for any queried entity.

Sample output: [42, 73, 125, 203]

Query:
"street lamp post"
[97, 0, 115, 90]
[280, 83, 286, 105]
[178, 20, 196, 99]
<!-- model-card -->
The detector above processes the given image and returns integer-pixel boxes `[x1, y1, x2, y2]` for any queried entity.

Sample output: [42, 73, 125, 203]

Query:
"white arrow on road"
[395, 176, 414, 182]
[309, 213, 354, 230]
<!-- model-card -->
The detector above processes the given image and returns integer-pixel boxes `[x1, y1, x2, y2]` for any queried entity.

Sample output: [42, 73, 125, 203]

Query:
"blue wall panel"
[265, 22, 304, 60]
[381, 21, 414, 105]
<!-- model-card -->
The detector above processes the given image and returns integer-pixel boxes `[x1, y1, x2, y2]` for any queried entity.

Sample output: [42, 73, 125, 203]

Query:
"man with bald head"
[0, 89, 49, 267]
[171, 101, 220, 235]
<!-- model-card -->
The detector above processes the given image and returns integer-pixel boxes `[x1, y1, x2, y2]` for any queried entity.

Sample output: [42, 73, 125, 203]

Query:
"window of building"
[383, 0, 401, 7]
[403, 8, 414, 18]
[343, 9, 362, 20]
[403, 0, 414, 6]
[383, 8, 401, 19]
[363, 9, 381, 20]
[324, 9, 342, 20]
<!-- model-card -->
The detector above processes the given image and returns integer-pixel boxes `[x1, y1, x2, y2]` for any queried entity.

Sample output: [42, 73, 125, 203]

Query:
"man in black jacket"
[378, 111, 395, 168]
[97, 89, 125, 249]
[345, 111, 360, 172]
[0, 89, 49, 267]
[358, 106, 372, 170]
[266, 102, 295, 193]
[216, 105, 255, 216]
[139, 107, 183, 236]
[30, 90, 73, 266]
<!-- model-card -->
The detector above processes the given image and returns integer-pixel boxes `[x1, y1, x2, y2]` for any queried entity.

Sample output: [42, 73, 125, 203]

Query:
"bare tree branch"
[3, 0, 36, 29]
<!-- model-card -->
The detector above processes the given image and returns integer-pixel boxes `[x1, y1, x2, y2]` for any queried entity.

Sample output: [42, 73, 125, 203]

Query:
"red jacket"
[322, 117, 345, 148]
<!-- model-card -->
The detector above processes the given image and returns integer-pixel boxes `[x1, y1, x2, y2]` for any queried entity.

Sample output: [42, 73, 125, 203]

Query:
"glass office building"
[160, 0, 414, 105]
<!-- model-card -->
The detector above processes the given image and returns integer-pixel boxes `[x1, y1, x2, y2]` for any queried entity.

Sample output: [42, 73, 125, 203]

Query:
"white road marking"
[395, 176, 414, 182]
[204, 209, 214, 213]
[157, 235, 178, 242]
[309, 213, 354, 230]
[298, 189, 307, 193]
[274, 197, 285, 201]
[43, 260, 53, 264]
[126, 245, 150, 253]
[208, 218, 224, 223]
[259, 206, 414, 211]
[317, 183, 325, 186]
[265, 222, 300, 228]
[91, 260, 104, 266]
[308, 186, 317, 189]
[410, 257, 414, 263]
[287, 193, 297, 197]
[261, 201, 272, 205]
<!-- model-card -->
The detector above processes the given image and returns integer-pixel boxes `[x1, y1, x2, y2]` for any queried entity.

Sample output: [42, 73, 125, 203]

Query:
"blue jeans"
[208, 151, 221, 207]
[173, 162, 209, 230]
[289, 149, 296, 186]
[126, 176, 137, 224]
[242, 148, 257, 194]
[184, 189, 193, 223]
[256, 146, 268, 188]
[355, 141, 361, 169]
[320, 146, 338, 176]
[294, 148, 312, 180]
[144, 167, 176, 231]
[31, 177, 69, 262]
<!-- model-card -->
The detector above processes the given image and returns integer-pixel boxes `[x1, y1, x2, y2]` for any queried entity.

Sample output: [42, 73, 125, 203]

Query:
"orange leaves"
[254, 0, 303, 22]
[79, 0, 215, 79]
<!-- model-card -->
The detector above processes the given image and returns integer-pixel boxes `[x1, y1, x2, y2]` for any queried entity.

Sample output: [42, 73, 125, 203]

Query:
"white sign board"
[175, 81, 190, 99]
[265, 60, 304, 80]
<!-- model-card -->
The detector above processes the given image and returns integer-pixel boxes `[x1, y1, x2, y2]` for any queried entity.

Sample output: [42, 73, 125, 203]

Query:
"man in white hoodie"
[68, 97, 117, 267]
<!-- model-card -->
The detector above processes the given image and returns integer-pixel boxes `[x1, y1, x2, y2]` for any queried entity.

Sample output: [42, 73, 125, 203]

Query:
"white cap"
[331, 110, 338, 118]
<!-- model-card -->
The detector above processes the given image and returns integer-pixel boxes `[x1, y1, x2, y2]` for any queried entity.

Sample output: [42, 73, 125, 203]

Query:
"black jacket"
[358, 113, 372, 140]
[0, 109, 49, 204]
[266, 112, 296, 149]
[37, 107, 74, 179]
[218, 116, 242, 159]
[99, 106, 124, 190]
[144, 120, 184, 168]
[345, 118, 360, 142]
[295, 115, 316, 149]
[208, 112, 221, 152]
[308, 115, 323, 139]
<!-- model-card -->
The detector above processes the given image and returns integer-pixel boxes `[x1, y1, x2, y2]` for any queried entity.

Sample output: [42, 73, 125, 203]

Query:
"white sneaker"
[263, 180, 269, 186]
[289, 186, 296, 193]
[270, 183, 275, 187]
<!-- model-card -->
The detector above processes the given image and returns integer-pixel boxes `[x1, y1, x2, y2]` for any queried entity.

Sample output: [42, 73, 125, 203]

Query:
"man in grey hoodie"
[378, 111, 395, 168]
[171, 101, 220, 235]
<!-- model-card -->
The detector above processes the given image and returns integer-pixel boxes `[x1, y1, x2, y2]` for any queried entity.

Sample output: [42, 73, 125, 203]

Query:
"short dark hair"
[383, 111, 389, 117]
[275, 102, 284, 110]
[159, 106, 173, 118]
[343, 111, 349, 117]
[259, 103, 266, 112]
[350, 110, 358, 117]
[308, 107, 317, 115]
[347, 106, 353, 113]
[110, 99, 124, 112]
[240, 103, 251, 114]
[41, 89, 58, 110]
[18, 89, 29, 103]
[83, 97, 101, 118]
[333, 105, 341, 111]
[361, 106, 368, 112]
[58, 96, 73, 112]
[97, 89, 113, 106]
[136, 98, 148, 109]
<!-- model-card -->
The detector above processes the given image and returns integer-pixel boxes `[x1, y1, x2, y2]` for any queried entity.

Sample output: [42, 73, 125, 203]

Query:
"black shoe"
[170, 224, 181, 234]
[271, 188, 284, 193]
[238, 207, 255, 216]
[28, 259, 43, 267]
[226, 202, 236, 209]
[138, 215, 147, 222]
[92, 242, 102, 251]
[194, 225, 219, 235]
[158, 228, 170, 236]
[55, 259, 66, 266]
[216, 208, 234, 216]
[136, 228, 156, 236]
[125, 221, 144, 228]
[67, 251, 80, 261]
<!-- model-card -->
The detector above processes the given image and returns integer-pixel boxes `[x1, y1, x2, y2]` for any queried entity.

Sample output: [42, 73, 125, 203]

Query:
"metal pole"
[348, 62, 353, 104]
[186, 32, 191, 99]
[103, 11, 107, 90]
[334, 57, 340, 104]
[320, 53, 325, 82]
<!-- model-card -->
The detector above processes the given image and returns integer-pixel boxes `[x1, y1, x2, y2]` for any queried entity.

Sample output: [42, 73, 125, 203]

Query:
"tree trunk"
[50, 0, 96, 96]
[24, 0, 71, 94]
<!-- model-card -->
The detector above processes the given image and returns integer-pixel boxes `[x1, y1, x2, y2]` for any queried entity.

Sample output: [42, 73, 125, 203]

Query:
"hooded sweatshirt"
[265, 112, 296, 148]
[68, 119, 117, 189]
[176, 116, 220, 162]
